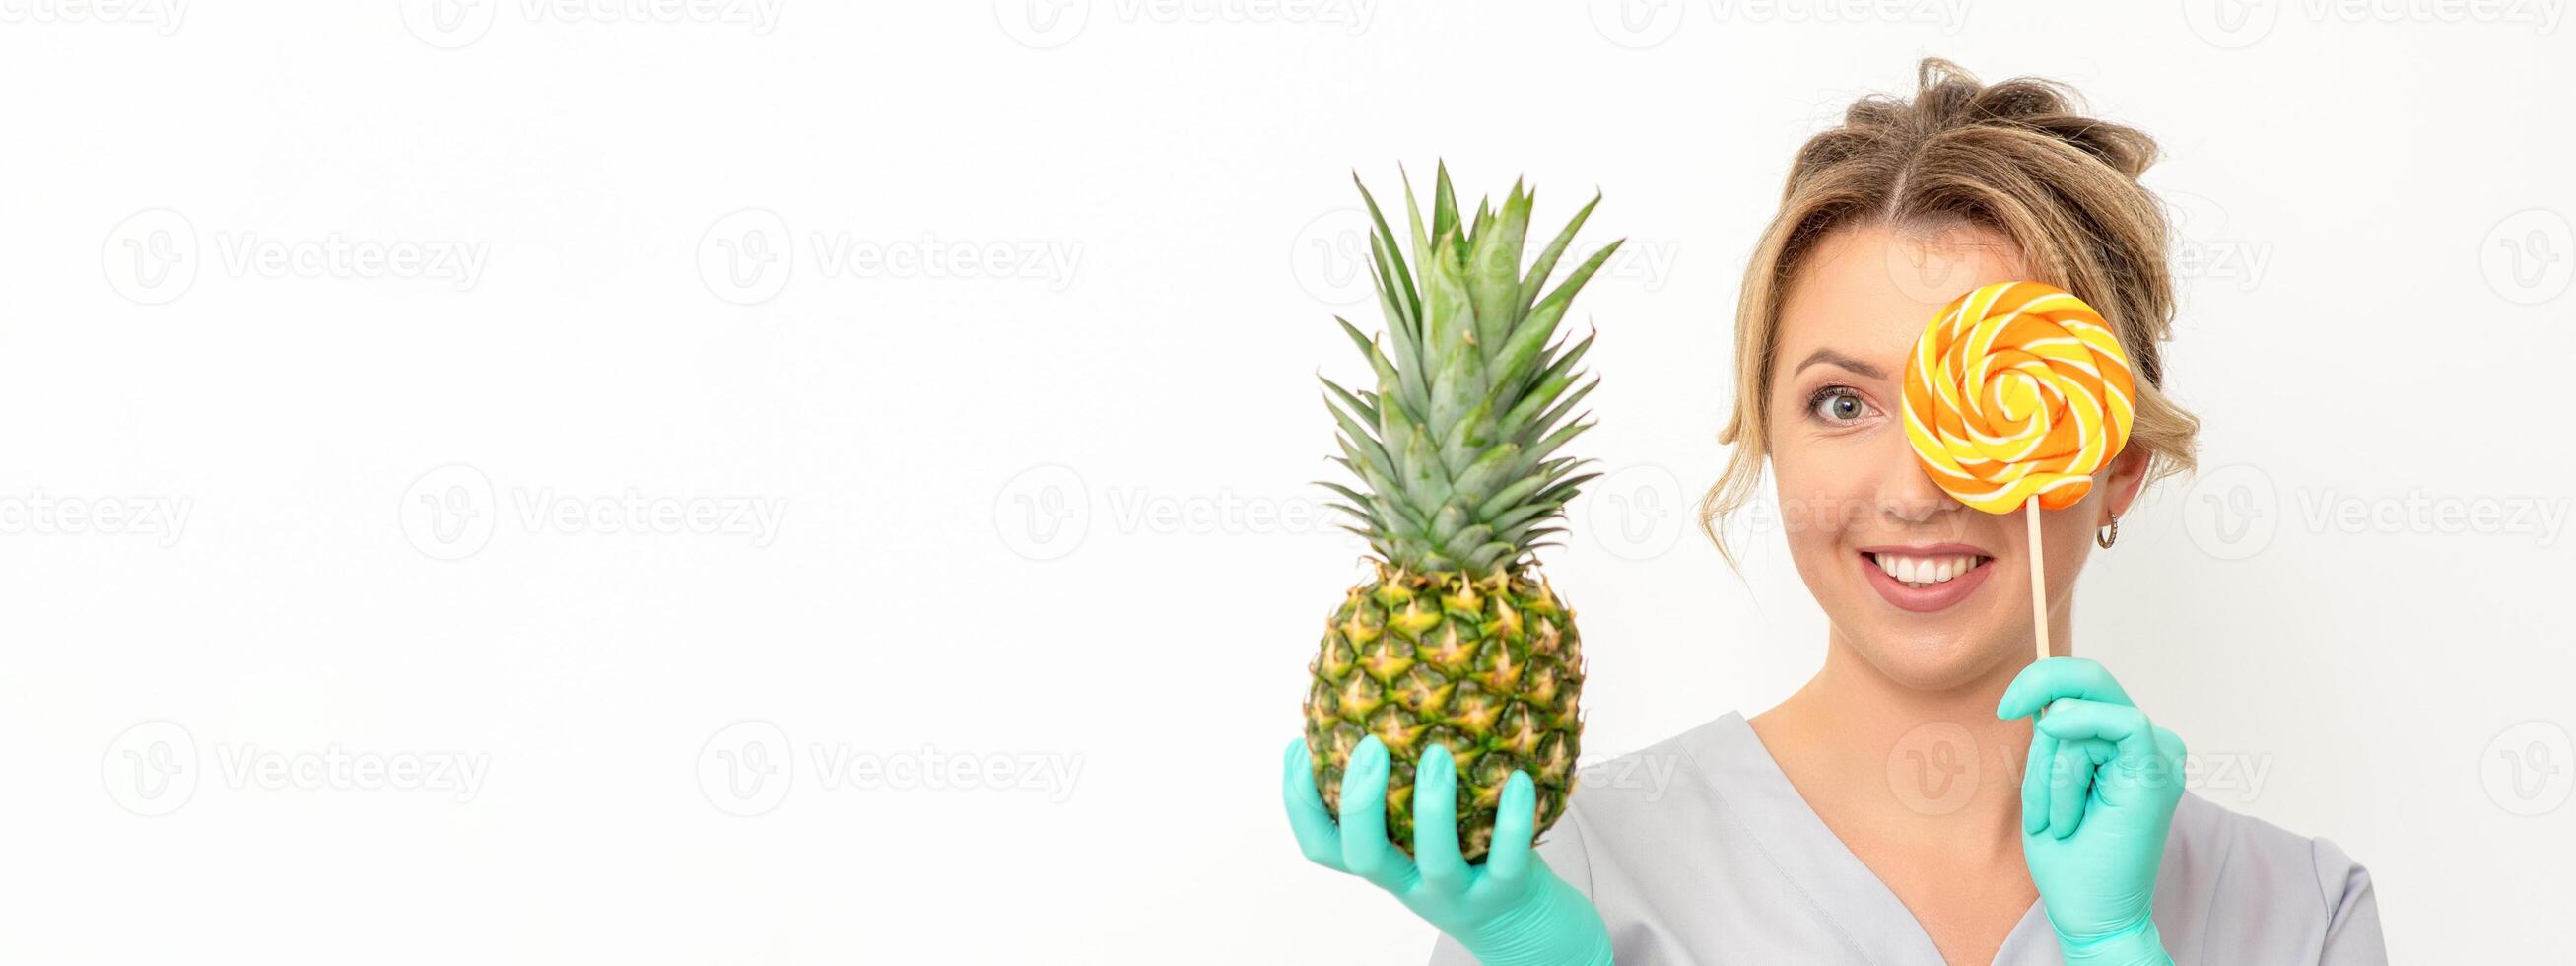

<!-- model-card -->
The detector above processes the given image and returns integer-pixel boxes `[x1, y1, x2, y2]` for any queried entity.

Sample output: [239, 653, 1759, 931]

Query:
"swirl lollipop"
[1901, 281, 2135, 661]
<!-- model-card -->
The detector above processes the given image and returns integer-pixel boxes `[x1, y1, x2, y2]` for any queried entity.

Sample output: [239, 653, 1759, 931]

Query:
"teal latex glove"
[1283, 736, 1613, 966]
[1999, 657, 2190, 966]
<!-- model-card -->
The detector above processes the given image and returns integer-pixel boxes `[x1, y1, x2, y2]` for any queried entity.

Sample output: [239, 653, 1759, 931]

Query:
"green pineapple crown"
[1320, 162, 1618, 578]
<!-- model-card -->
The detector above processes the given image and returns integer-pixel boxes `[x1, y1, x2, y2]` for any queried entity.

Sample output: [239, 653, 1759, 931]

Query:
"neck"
[1752, 618, 2070, 866]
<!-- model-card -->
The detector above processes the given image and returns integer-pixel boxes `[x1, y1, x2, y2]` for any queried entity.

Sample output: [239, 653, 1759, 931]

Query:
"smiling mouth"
[1863, 551, 1995, 589]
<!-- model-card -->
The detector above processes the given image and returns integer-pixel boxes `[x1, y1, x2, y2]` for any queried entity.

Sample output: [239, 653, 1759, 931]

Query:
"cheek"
[1768, 433, 1874, 551]
[2040, 493, 2102, 579]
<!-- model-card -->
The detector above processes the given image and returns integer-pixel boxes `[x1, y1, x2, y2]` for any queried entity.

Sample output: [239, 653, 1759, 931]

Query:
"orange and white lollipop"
[1901, 281, 2135, 660]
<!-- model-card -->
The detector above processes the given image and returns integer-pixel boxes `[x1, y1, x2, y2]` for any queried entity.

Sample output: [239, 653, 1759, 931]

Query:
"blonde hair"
[1700, 58, 2201, 565]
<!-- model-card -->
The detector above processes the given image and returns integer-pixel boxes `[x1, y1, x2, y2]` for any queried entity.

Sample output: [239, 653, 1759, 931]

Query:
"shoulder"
[1560, 714, 1741, 822]
[2167, 792, 2372, 911]
[2160, 793, 2386, 962]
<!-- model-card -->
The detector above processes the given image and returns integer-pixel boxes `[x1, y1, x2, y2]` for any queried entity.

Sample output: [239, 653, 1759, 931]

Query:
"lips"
[1856, 543, 1996, 613]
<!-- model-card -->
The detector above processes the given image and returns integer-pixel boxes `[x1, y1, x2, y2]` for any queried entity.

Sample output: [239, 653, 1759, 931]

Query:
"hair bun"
[1918, 58, 2160, 179]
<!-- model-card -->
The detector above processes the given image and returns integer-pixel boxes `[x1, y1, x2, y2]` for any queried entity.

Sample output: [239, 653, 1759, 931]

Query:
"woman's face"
[1766, 223, 2145, 691]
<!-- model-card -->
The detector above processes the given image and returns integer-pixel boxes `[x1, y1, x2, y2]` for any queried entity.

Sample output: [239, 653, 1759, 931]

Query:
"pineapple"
[1303, 163, 1614, 862]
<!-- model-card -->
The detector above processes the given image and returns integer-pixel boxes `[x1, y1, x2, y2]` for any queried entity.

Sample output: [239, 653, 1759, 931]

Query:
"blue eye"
[1809, 385, 1871, 425]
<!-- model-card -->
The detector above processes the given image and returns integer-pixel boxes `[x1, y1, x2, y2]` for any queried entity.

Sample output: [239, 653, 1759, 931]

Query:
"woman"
[1282, 61, 2386, 965]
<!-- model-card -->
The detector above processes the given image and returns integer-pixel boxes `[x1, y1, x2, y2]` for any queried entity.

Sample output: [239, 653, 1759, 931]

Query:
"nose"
[1876, 443, 1956, 526]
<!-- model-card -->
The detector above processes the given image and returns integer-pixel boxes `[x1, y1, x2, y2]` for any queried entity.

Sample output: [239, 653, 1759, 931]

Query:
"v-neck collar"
[1678, 712, 2055, 966]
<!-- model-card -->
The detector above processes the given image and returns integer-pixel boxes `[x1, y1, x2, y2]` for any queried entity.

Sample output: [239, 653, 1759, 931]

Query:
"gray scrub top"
[1430, 713, 2386, 965]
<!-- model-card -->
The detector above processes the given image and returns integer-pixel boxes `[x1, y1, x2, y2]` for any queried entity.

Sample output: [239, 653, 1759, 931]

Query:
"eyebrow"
[1791, 348, 1886, 380]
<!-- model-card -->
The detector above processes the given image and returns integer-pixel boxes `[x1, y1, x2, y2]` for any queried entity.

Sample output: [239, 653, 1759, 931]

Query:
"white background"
[2, 1, 2569, 963]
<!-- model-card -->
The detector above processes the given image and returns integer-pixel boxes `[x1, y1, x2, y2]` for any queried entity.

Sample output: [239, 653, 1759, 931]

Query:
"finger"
[1282, 738, 1345, 870]
[2048, 732, 2097, 839]
[2034, 698, 2161, 767]
[1480, 771, 1538, 890]
[1997, 656, 2136, 720]
[2034, 698, 2169, 806]
[2153, 724, 2189, 765]
[2152, 725, 2191, 800]
[2019, 728, 2056, 837]
[1411, 744, 1467, 893]
[1335, 736, 1412, 888]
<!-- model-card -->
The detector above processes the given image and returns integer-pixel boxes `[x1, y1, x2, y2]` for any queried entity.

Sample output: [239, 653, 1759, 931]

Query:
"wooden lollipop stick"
[2027, 500, 2049, 663]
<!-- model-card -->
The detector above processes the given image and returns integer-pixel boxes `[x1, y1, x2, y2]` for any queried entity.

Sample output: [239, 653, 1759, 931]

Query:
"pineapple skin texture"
[1302, 561, 1583, 863]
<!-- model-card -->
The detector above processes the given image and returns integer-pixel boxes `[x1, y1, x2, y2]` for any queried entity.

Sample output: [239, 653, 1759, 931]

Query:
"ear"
[2098, 445, 2150, 523]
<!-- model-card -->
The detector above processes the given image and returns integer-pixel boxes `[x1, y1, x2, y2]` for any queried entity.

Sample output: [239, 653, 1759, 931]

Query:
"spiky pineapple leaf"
[1322, 163, 1618, 577]
[1519, 192, 1601, 311]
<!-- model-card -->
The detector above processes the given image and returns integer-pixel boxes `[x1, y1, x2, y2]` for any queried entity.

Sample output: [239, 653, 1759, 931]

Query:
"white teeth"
[1871, 553, 1983, 587]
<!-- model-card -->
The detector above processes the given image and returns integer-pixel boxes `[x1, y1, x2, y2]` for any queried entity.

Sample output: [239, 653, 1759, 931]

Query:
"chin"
[1798, 543, 2024, 693]
[1846, 621, 2018, 692]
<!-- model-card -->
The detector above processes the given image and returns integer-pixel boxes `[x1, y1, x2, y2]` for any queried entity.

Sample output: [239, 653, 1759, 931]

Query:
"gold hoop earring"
[2097, 513, 2120, 549]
